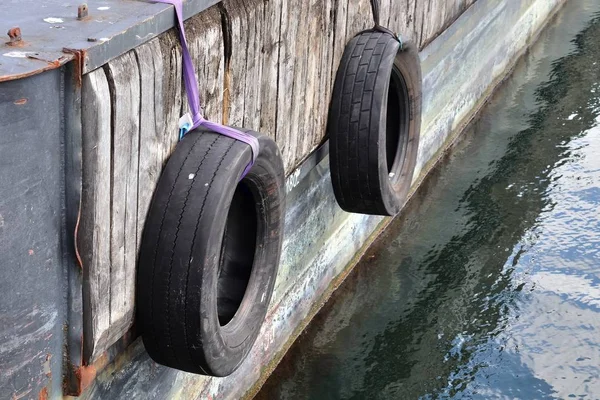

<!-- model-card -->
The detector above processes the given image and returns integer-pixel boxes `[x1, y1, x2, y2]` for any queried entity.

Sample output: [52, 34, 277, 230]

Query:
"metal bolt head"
[7, 27, 22, 45]
[77, 3, 89, 20]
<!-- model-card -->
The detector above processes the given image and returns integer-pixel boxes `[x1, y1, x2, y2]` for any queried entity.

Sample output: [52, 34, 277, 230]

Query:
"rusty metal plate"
[0, 0, 218, 82]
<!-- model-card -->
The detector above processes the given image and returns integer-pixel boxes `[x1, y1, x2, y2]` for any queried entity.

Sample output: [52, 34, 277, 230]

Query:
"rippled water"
[257, 3, 600, 400]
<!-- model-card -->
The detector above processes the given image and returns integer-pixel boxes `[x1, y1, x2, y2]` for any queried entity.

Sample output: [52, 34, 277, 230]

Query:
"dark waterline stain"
[258, 4, 600, 400]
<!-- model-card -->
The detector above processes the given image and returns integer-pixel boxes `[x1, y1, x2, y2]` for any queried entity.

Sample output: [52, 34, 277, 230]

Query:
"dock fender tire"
[136, 127, 285, 377]
[328, 30, 422, 216]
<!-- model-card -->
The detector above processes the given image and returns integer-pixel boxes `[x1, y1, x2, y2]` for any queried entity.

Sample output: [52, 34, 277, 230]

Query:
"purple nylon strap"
[153, 0, 259, 177]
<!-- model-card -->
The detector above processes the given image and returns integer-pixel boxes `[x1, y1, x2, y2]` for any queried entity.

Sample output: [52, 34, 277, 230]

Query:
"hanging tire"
[136, 127, 285, 377]
[328, 30, 422, 216]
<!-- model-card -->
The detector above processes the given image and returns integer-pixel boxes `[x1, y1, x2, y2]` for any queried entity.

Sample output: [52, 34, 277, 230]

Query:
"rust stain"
[0, 54, 73, 83]
[27, 54, 68, 70]
[38, 388, 48, 400]
[77, 4, 89, 20]
[75, 365, 97, 394]
[5, 40, 26, 48]
[62, 48, 87, 87]
[7, 27, 23, 47]
[92, 351, 109, 372]
[14, 98, 27, 105]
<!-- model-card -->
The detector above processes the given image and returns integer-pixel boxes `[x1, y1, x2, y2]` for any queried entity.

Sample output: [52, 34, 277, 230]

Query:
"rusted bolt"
[7, 27, 22, 45]
[77, 4, 89, 20]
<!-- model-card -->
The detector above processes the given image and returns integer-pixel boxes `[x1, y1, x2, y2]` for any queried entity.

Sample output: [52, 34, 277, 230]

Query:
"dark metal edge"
[285, 140, 330, 195]
[71, 0, 220, 74]
[61, 62, 86, 396]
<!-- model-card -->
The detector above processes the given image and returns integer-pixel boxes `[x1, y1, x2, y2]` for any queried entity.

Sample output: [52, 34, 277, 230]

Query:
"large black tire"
[328, 30, 422, 216]
[136, 127, 285, 377]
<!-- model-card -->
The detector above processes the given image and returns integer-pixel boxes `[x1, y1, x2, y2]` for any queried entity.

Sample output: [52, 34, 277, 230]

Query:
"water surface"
[257, 3, 600, 399]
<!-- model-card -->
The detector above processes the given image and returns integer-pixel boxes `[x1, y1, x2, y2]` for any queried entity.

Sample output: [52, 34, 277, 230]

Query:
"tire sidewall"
[195, 133, 284, 377]
[379, 40, 422, 215]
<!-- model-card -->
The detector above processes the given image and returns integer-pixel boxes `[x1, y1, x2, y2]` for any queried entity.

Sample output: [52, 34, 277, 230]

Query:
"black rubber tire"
[136, 127, 285, 377]
[328, 30, 422, 216]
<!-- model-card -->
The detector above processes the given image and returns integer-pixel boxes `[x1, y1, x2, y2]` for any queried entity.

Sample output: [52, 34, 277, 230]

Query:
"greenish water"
[257, 4, 600, 400]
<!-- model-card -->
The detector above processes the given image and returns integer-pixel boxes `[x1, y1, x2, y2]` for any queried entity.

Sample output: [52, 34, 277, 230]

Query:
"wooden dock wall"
[70, 0, 575, 397]
[80, 0, 477, 361]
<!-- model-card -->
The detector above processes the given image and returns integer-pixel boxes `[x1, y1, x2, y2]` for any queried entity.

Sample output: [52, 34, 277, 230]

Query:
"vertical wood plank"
[345, 0, 372, 38]
[259, 0, 283, 138]
[379, 0, 391, 28]
[105, 52, 140, 328]
[302, 0, 329, 157]
[331, 0, 348, 92]
[242, 0, 264, 131]
[158, 30, 183, 155]
[388, 0, 419, 44]
[224, 0, 265, 131]
[187, 6, 225, 123]
[135, 39, 172, 253]
[288, 0, 310, 168]
[225, 0, 248, 127]
[276, 0, 299, 171]
[316, 0, 335, 152]
[80, 68, 112, 360]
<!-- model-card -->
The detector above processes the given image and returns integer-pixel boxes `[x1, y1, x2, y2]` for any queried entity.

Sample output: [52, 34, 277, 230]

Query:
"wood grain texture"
[80, 0, 479, 360]
[80, 68, 112, 361]
[105, 51, 141, 338]
[186, 6, 225, 123]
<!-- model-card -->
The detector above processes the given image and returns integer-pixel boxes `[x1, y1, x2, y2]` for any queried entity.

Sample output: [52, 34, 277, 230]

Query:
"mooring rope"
[152, 0, 258, 177]
[367, 0, 403, 49]
[370, 0, 381, 26]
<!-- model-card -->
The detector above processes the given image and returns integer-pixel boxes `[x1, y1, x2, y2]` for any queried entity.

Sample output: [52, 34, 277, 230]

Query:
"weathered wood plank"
[288, 0, 310, 167]
[331, 0, 349, 89]
[104, 52, 140, 332]
[274, 0, 299, 171]
[242, 0, 264, 131]
[258, 0, 283, 136]
[314, 0, 335, 154]
[388, 0, 419, 44]
[186, 5, 225, 123]
[345, 0, 372, 38]
[80, 68, 112, 361]
[225, 0, 249, 127]
[135, 39, 173, 258]
[301, 0, 326, 158]
[224, 0, 265, 131]
[157, 31, 183, 152]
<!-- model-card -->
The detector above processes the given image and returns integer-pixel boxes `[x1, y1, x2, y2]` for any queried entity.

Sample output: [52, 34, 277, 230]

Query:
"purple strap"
[153, 0, 259, 177]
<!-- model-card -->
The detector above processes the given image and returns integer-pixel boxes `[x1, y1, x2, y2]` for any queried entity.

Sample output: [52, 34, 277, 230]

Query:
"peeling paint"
[38, 387, 48, 400]
[3, 52, 36, 58]
[75, 365, 97, 394]
[42, 17, 63, 23]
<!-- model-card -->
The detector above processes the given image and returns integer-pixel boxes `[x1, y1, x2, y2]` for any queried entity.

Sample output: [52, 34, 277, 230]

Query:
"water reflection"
[257, 6, 600, 400]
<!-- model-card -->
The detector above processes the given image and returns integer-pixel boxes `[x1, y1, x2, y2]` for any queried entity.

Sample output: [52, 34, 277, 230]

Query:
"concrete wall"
[77, 0, 567, 398]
